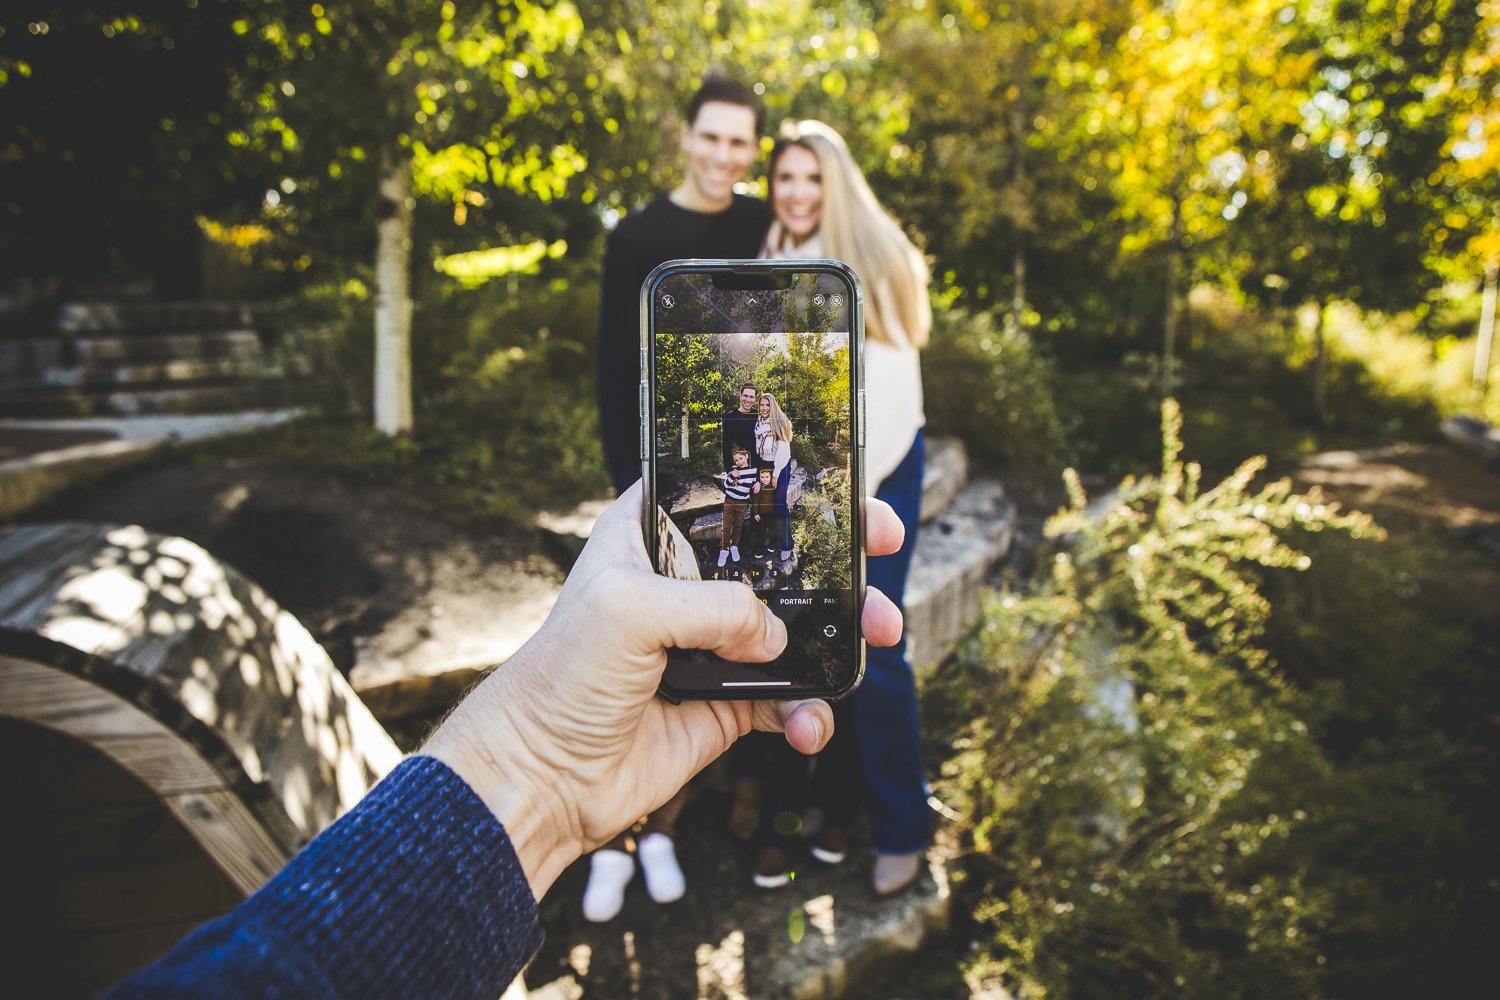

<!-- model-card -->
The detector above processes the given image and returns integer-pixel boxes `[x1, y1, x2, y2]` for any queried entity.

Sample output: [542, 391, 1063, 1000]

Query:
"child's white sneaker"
[730, 545, 741, 562]
[636, 833, 686, 904]
[581, 849, 635, 922]
[717, 549, 729, 567]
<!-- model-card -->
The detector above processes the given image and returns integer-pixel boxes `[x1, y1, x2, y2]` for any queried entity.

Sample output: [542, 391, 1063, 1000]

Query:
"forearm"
[105, 757, 543, 1000]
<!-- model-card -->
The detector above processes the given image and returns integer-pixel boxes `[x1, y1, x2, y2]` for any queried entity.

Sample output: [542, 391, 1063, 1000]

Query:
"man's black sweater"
[596, 193, 771, 494]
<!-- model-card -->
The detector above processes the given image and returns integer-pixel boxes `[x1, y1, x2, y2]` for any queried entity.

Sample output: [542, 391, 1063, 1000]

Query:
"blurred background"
[2, 1, 1497, 997]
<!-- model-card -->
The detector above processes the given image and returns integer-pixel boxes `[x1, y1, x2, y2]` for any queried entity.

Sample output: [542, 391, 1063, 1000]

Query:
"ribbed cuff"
[238, 754, 544, 999]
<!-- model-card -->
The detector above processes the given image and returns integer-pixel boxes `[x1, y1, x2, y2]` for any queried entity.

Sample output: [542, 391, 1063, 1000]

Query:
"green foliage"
[792, 468, 851, 590]
[653, 329, 851, 483]
[943, 399, 1403, 997]
[260, 248, 607, 523]
[921, 302, 1074, 485]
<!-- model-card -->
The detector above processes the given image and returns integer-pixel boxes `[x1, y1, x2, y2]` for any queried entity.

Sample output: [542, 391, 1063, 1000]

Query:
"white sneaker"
[581, 849, 635, 923]
[730, 545, 741, 562]
[717, 549, 729, 567]
[636, 833, 686, 904]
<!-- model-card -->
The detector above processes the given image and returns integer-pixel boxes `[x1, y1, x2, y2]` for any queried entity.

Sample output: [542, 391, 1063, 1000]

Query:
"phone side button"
[857, 388, 866, 447]
[639, 380, 649, 459]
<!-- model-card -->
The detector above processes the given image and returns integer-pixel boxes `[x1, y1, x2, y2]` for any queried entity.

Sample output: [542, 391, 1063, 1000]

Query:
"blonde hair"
[760, 393, 793, 443]
[768, 120, 931, 348]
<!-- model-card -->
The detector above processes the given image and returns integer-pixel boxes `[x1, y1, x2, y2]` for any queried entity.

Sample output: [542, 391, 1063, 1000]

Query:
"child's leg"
[727, 501, 747, 548]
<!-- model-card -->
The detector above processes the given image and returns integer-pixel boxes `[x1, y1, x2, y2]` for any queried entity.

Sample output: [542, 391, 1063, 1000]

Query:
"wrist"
[423, 678, 583, 898]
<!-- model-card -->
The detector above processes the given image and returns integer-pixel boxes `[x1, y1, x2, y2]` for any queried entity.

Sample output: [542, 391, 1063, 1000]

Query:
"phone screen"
[643, 261, 865, 699]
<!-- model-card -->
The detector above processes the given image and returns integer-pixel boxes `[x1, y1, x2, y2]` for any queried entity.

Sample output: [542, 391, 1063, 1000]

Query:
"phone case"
[640, 259, 867, 702]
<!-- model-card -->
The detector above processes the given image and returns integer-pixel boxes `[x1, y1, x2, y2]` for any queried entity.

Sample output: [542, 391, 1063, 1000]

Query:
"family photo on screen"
[652, 330, 853, 593]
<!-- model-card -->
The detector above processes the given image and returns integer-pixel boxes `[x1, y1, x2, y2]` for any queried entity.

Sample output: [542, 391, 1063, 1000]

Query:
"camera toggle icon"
[822, 624, 838, 638]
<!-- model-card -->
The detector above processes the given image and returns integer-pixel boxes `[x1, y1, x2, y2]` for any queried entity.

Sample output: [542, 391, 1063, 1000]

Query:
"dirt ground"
[1294, 442, 1500, 570]
[11, 452, 563, 690]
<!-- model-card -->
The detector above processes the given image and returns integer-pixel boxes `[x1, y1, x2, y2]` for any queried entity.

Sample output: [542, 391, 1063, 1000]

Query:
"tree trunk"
[1475, 262, 1497, 399]
[1311, 302, 1328, 436]
[374, 148, 414, 437]
[1009, 99, 1027, 334]
[1161, 195, 1183, 399]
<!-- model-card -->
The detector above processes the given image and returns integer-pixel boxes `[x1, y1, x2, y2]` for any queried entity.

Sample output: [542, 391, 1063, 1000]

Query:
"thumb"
[621, 572, 788, 664]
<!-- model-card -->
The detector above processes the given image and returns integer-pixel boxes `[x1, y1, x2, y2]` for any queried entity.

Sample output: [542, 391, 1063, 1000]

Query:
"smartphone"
[640, 259, 866, 701]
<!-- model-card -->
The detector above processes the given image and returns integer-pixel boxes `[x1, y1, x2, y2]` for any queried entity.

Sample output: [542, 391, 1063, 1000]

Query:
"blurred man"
[596, 76, 771, 494]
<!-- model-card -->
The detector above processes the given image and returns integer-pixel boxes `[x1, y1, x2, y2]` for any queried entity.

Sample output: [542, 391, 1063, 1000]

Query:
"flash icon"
[662, 294, 675, 308]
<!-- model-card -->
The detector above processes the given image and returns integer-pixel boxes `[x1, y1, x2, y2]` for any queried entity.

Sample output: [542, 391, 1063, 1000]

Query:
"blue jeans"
[754, 432, 930, 855]
[775, 463, 793, 552]
[853, 429, 930, 853]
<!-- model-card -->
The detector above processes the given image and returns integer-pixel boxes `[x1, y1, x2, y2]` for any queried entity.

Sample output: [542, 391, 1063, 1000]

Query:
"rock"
[905, 479, 1016, 676]
[520, 826, 957, 1000]
[536, 498, 612, 567]
[1443, 415, 1500, 468]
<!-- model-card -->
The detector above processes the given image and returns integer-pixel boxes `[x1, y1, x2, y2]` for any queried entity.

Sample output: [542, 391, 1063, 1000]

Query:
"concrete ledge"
[0, 411, 300, 520]
[905, 479, 1016, 676]
[348, 563, 562, 721]
[0, 439, 156, 520]
[919, 436, 967, 525]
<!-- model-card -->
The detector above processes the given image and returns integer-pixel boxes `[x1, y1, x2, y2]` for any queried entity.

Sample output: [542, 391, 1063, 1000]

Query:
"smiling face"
[676, 101, 759, 213]
[759, 396, 772, 419]
[770, 144, 823, 244]
[739, 386, 759, 412]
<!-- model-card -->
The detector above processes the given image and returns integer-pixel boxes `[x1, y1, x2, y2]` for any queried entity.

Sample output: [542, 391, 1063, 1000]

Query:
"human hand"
[423, 482, 905, 897]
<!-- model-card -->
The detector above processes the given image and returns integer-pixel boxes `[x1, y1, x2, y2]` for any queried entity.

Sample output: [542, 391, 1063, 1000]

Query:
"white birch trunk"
[1311, 302, 1328, 433]
[1474, 263, 1497, 398]
[374, 149, 414, 436]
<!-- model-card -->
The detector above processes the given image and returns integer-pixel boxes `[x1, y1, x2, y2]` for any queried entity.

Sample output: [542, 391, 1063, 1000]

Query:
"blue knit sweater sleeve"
[103, 755, 545, 1000]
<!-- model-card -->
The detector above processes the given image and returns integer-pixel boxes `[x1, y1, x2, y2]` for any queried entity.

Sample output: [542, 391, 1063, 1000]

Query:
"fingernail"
[809, 716, 824, 748]
[763, 606, 787, 652]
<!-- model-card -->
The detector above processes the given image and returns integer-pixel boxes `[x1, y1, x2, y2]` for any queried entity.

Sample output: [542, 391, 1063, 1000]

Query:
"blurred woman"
[756, 391, 795, 559]
[754, 119, 932, 895]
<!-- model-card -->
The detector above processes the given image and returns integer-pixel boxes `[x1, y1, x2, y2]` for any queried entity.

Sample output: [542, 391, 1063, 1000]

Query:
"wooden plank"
[1, 656, 289, 891]
[0, 655, 226, 794]
[0, 524, 113, 622]
[163, 790, 288, 894]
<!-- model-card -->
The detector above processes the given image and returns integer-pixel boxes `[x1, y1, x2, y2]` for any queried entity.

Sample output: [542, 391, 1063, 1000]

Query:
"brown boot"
[753, 845, 794, 889]
[728, 778, 760, 841]
[810, 825, 849, 865]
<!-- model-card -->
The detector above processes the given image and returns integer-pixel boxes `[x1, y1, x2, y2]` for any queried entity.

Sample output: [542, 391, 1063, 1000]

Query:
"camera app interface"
[651, 270, 859, 693]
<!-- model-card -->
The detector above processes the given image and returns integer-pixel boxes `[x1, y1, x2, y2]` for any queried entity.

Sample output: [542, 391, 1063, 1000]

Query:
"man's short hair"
[688, 76, 765, 136]
[740, 382, 759, 395]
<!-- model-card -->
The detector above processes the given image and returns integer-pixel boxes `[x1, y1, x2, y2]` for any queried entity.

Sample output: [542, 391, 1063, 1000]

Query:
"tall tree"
[880, 0, 1129, 330]
[227, 0, 591, 434]
[1104, 0, 1310, 387]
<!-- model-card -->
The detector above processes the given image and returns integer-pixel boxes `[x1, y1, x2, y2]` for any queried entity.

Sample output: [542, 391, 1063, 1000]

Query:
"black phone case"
[640, 259, 867, 702]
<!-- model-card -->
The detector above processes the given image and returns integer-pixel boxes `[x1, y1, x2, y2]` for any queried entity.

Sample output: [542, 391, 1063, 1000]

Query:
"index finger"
[864, 496, 904, 558]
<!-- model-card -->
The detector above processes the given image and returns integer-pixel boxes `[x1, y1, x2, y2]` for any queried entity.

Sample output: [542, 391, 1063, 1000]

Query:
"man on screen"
[721, 382, 760, 476]
[595, 76, 771, 494]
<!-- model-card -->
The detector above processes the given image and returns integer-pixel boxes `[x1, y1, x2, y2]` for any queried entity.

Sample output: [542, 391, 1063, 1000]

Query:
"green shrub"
[942, 399, 1391, 998]
[922, 303, 1075, 486]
